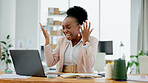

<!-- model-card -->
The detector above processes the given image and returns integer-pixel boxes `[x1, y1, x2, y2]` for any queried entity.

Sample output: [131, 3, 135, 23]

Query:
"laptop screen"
[10, 50, 45, 77]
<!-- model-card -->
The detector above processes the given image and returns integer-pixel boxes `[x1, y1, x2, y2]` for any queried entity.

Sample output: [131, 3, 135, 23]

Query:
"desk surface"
[0, 71, 146, 83]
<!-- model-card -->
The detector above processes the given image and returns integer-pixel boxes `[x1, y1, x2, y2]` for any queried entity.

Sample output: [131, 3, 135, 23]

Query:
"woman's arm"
[40, 23, 61, 67]
[39, 23, 50, 45]
[82, 37, 98, 72]
[80, 21, 98, 72]
[44, 39, 61, 67]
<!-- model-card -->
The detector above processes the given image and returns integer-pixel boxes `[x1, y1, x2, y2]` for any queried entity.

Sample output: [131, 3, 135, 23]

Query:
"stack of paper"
[128, 75, 148, 81]
[0, 74, 31, 79]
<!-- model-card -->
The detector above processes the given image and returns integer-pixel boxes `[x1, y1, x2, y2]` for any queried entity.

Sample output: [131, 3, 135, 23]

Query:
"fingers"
[45, 29, 47, 34]
[45, 29, 48, 36]
[81, 20, 93, 34]
[80, 26, 83, 32]
[82, 20, 91, 30]
[90, 28, 94, 34]
[39, 23, 45, 32]
[88, 21, 91, 31]
[83, 22, 86, 30]
[85, 20, 87, 29]
[39, 23, 46, 33]
[39, 23, 43, 29]
[39, 22, 48, 37]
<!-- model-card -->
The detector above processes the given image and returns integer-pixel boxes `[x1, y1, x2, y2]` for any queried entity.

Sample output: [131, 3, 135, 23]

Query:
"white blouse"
[64, 39, 82, 65]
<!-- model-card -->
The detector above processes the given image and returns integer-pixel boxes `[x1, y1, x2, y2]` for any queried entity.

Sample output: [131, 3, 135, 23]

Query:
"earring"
[78, 32, 80, 37]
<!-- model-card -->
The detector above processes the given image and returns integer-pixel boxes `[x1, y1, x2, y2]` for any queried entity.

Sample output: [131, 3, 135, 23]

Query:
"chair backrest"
[94, 53, 106, 72]
[139, 56, 148, 74]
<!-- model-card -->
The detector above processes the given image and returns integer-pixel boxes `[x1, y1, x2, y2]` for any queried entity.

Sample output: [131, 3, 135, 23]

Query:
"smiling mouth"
[65, 33, 71, 39]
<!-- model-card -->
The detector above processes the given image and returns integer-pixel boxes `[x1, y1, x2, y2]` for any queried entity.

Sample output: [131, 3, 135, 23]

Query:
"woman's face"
[62, 17, 80, 40]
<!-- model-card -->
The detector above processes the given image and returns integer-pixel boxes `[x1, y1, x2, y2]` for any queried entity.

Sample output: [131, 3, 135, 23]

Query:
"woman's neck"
[71, 35, 82, 47]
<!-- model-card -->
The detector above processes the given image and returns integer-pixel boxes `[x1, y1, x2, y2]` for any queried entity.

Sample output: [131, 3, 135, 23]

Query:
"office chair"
[94, 53, 106, 72]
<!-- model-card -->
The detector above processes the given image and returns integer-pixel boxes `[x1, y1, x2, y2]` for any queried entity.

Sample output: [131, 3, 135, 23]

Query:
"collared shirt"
[45, 38, 90, 66]
[64, 39, 82, 65]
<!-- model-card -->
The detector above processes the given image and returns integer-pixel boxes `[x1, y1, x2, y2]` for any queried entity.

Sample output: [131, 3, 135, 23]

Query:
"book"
[60, 73, 102, 78]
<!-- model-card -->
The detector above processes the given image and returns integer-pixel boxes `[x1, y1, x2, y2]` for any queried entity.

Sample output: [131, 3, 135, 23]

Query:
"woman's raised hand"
[80, 20, 94, 43]
[39, 23, 50, 45]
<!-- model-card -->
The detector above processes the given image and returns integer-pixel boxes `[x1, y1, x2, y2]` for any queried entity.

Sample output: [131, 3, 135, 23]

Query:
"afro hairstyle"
[66, 6, 88, 25]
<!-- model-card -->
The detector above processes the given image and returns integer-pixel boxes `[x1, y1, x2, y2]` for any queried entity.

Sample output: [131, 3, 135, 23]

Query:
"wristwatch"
[83, 41, 90, 45]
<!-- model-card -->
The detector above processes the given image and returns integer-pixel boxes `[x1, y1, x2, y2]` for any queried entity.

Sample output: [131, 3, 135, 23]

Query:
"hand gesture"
[39, 23, 50, 45]
[80, 20, 94, 43]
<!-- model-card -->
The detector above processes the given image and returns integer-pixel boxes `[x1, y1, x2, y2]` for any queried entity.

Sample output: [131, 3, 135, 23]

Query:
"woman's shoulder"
[58, 36, 67, 42]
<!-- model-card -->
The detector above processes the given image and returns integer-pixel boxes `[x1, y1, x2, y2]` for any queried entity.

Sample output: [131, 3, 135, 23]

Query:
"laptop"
[10, 50, 46, 77]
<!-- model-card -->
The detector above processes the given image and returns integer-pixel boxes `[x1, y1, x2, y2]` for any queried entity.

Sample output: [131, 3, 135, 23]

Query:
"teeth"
[66, 34, 70, 36]
[66, 34, 71, 38]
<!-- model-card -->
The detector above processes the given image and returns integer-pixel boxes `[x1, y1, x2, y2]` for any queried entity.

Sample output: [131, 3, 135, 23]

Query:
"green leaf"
[135, 62, 139, 66]
[6, 51, 9, 55]
[135, 55, 139, 59]
[1, 57, 5, 60]
[1, 41, 6, 45]
[2, 53, 5, 56]
[129, 61, 135, 67]
[8, 44, 13, 48]
[6, 50, 8, 53]
[138, 51, 143, 55]
[7, 59, 11, 63]
[7, 35, 10, 39]
[7, 54, 9, 57]
[130, 55, 135, 58]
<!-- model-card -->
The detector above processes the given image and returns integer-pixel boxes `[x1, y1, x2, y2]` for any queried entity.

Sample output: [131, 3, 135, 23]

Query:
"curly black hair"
[66, 6, 88, 25]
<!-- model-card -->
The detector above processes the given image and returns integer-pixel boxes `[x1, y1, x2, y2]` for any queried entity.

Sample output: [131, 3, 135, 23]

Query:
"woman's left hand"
[80, 20, 94, 43]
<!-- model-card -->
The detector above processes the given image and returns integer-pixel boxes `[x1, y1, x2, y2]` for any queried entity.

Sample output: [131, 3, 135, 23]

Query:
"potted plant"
[127, 51, 148, 74]
[0, 35, 13, 73]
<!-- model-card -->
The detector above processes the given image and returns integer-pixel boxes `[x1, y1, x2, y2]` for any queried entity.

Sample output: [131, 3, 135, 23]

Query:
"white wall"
[0, 0, 16, 71]
[131, 0, 141, 55]
[15, 0, 40, 49]
[0, 0, 16, 44]
[100, 0, 131, 60]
